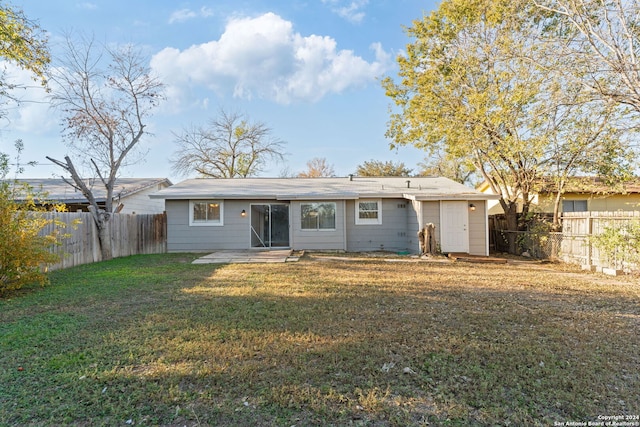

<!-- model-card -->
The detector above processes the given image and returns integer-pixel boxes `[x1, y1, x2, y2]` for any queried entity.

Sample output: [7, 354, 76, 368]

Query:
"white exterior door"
[440, 201, 469, 253]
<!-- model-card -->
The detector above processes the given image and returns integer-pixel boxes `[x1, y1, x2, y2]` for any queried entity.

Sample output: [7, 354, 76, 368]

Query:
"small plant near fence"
[0, 176, 70, 295]
[517, 218, 558, 259]
[492, 216, 562, 259]
[590, 220, 640, 272]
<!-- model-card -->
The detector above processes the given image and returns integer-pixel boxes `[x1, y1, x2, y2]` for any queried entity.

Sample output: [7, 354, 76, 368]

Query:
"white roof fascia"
[406, 193, 502, 201]
[153, 193, 359, 200]
[152, 192, 498, 201]
[278, 192, 359, 200]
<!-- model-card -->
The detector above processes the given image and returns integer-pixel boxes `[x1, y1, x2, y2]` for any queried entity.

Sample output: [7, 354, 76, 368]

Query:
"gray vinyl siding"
[346, 199, 413, 252]
[407, 200, 421, 253]
[290, 201, 346, 251]
[166, 199, 257, 252]
[468, 200, 487, 256]
[165, 197, 489, 255]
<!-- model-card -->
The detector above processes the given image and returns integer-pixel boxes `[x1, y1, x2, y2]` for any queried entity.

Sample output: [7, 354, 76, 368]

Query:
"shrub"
[591, 220, 640, 271]
[0, 155, 67, 295]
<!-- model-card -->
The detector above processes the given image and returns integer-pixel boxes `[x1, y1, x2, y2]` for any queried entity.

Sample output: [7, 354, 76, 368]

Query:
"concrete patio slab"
[192, 249, 294, 264]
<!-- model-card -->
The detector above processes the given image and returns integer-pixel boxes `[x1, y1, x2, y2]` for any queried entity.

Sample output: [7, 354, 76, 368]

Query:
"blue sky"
[2, 0, 437, 181]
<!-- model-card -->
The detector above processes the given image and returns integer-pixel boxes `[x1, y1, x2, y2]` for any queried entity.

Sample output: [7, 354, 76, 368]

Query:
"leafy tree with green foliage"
[0, 144, 66, 295]
[0, 2, 49, 160]
[540, 98, 634, 229]
[382, 0, 553, 252]
[355, 159, 412, 177]
[0, 4, 59, 294]
[417, 150, 479, 186]
[382, 0, 635, 251]
[0, 2, 49, 102]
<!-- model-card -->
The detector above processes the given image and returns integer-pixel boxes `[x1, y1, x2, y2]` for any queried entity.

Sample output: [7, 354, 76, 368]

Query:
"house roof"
[477, 176, 640, 196]
[537, 177, 640, 194]
[150, 176, 499, 201]
[13, 178, 172, 203]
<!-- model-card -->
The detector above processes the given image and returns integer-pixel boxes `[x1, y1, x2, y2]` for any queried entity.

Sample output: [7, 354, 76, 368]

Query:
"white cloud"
[169, 9, 197, 24]
[76, 2, 98, 10]
[0, 62, 57, 135]
[151, 12, 391, 106]
[200, 6, 214, 18]
[169, 6, 215, 24]
[322, 0, 369, 24]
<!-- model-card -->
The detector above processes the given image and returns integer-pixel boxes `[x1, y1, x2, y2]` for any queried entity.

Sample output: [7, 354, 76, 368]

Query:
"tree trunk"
[90, 207, 113, 261]
[552, 191, 562, 231]
[548, 191, 562, 260]
[97, 219, 112, 261]
[418, 223, 437, 255]
[504, 202, 519, 255]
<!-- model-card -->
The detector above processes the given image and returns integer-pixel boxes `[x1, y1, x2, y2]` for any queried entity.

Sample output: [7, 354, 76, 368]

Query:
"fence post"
[586, 212, 593, 269]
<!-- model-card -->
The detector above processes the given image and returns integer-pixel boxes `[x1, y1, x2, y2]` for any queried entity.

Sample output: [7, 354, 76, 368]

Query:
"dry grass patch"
[1, 253, 638, 426]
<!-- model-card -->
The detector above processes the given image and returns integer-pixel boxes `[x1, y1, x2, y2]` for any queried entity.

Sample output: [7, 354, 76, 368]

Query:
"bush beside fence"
[491, 229, 562, 259]
[41, 212, 167, 271]
[562, 211, 640, 273]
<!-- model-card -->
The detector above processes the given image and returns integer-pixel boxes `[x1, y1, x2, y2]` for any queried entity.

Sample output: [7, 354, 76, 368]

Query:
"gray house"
[150, 176, 500, 255]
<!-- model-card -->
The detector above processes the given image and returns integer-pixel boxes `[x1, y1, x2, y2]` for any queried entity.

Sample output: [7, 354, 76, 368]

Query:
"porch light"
[469, 203, 476, 211]
[241, 209, 246, 217]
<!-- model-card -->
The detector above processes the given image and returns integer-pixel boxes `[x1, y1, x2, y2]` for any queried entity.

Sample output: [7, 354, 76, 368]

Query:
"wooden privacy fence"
[561, 211, 640, 272]
[41, 212, 167, 271]
[489, 212, 639, 272]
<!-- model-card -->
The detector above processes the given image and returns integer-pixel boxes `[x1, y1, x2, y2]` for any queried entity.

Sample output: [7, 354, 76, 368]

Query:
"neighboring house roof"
[14, 178, 173, 203]
[151, 176, 499, 201]
[476, 176, 640, 215]
[477, 177, 640, 195]
[536, 177, 640, 194]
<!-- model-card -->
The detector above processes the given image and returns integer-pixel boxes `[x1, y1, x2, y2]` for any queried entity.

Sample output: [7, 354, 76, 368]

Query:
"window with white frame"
[301, 202, 336, 230]
[189, 200, 223, 226]
[355, 199, 382, 225]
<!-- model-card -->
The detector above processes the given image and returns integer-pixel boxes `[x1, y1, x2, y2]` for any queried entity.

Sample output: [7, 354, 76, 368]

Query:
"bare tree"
[532, 0, 640, 226]
[535, 0, 640, 113]
[298, 157, 335, 177]
[172, 109, 286, 178]
[46, 35, 164, 260]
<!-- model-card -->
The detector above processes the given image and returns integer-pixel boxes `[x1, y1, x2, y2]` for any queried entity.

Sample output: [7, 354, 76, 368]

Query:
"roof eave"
[151, 194, 280, 200]
[406, 193, 501, 201]
[120, 178, 173, 198]
[279, 193, 359, 200]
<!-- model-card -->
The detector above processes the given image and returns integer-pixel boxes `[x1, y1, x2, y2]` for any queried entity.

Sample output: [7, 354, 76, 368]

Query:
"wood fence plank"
[42, 212, 167, 271]
[562, 211, 640, 272]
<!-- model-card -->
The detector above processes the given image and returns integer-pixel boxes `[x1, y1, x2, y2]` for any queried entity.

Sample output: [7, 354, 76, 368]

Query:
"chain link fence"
[491, 230, 563, 259]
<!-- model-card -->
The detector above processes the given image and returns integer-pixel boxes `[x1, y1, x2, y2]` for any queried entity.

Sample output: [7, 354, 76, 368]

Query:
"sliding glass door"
[250, 204, 290, 248]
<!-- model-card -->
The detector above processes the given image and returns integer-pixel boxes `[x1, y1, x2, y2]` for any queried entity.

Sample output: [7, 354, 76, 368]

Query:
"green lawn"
[1, 253, 638, 426]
